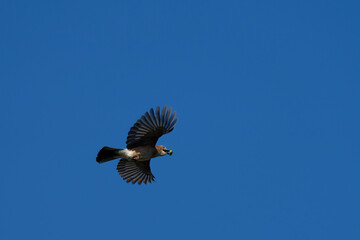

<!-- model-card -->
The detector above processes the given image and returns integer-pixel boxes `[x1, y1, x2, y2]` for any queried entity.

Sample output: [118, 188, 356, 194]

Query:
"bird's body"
[124, 147, 155, 161]
[98, 146, 165, 162]
[96, 106, 178, 184]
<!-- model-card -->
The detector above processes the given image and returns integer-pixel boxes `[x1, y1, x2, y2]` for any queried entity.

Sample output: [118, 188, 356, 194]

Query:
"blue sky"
[1, 1, 359, 239]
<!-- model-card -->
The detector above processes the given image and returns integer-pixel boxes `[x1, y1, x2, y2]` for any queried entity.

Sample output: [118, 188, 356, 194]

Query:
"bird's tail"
[96, 146, 123, 164]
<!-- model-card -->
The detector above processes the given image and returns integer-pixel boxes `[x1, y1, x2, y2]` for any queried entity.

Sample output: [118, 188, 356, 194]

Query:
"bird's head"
[156, 145, 173, 156]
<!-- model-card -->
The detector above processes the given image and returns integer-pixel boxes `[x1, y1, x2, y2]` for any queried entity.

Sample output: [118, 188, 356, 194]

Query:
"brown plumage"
[96, 106, 178, 185]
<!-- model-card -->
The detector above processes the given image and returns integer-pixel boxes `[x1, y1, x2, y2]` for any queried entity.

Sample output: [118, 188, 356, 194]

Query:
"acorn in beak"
[164, 149, 173, 156]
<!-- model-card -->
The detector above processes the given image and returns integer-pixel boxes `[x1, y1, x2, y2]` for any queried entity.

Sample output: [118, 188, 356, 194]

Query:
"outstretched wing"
[117, 159, 155, 184]
[126, 106, 178, 149]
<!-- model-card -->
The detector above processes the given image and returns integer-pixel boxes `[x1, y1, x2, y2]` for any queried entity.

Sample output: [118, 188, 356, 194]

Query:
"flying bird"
[96, 106, 178, 185]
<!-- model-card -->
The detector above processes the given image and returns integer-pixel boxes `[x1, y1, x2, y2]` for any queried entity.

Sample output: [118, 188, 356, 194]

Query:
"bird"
[96, 106, 178, 185]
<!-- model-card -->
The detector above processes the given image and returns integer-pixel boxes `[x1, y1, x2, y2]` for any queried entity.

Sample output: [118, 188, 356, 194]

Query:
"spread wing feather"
[117, 159, 155, 185]
[126, 106, 178, 149]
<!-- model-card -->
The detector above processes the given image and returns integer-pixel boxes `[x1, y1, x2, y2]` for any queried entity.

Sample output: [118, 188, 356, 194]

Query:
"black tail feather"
[96, 146, 122, 164]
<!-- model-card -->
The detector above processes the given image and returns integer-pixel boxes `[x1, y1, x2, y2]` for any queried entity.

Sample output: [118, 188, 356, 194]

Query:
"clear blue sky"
[1, 1, 359, 239]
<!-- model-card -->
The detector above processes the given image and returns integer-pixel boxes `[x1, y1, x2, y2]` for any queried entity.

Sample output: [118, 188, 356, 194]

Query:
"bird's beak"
[164, 149, 173, 155]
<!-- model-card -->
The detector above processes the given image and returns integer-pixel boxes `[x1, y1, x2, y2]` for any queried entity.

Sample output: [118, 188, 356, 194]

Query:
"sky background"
[1, 1, 360, 239]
